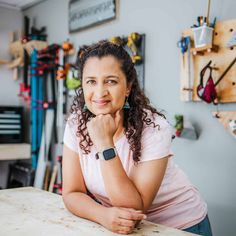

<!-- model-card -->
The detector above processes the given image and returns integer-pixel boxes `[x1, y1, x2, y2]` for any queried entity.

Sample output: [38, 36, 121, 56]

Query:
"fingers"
[118, 208, 146, 221]
[117, 227, 133, 235]
[118, 218, 135, 228]
[107, 207, 145, 235]
[117, 222, 135, 235]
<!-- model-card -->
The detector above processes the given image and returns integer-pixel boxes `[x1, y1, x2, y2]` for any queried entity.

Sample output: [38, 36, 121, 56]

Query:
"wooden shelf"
[191, 44, 219, 55]
[0, 143, 31, 161]
[0, 59, 9, 64]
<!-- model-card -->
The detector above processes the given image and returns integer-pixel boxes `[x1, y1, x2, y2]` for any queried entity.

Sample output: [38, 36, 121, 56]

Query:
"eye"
[86, 80, 96, 85]
[105, 79, 117, 85]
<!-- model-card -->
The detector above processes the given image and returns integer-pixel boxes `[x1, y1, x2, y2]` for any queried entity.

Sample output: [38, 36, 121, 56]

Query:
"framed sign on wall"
[69, 0, 116, 33]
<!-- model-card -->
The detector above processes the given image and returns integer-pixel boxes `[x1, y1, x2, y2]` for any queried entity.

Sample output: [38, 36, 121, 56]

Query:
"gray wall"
[0, 7, 23, 189]
[0, 7, 23, 105]
[0, 0, 235, 235]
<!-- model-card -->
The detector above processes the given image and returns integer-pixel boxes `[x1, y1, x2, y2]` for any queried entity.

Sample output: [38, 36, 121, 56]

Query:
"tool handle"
[206, 0, 211, 25]
[215, 57, 236, 87]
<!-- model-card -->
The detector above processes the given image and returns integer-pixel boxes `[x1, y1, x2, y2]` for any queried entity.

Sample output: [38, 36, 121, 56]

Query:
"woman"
[62, 40, 212, 235]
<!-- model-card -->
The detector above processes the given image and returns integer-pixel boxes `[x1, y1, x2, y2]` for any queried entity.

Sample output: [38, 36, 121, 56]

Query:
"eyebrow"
[84, 75, 119, 80]
[105, 75, 119, 79]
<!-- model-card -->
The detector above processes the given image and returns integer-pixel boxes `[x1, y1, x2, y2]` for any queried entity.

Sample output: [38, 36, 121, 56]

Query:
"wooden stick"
[43, 165, 50, 191]
[206, 0, 211, 25]
[214, 56, 236, 87]
[9, 32, 14, 43]
[13, 68, 18, 81]
[48, 165, 58, 192]
[0, 59, 9, 64]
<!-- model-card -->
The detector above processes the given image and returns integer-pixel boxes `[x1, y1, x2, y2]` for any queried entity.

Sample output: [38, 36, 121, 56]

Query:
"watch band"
[95, 147, 118, 161]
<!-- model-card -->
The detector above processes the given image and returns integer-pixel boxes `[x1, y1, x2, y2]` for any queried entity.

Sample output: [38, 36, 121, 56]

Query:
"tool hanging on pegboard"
[197, 57, 236, 104]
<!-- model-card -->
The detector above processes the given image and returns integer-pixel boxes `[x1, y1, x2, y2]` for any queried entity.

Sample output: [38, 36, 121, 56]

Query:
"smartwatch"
[95, 147, 118, 161]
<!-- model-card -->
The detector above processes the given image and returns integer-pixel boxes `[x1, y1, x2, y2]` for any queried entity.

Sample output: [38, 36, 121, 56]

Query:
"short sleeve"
[139, 118, 174, 163]
[63, 120, 79, 154]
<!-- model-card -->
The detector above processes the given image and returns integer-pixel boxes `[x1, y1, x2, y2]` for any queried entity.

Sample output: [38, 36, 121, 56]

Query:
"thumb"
[119, 207, 143, 213]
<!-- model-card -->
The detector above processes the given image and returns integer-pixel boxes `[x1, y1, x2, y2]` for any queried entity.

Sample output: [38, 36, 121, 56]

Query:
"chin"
[92, 108, 117, 116]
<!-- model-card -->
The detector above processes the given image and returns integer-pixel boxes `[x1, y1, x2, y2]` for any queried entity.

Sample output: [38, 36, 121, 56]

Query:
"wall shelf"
[0, 143, 31, 161]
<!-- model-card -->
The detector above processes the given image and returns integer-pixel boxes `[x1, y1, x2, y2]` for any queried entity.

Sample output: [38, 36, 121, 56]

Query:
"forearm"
[63, 192, 106, 225]
[100, 156, 143, 210]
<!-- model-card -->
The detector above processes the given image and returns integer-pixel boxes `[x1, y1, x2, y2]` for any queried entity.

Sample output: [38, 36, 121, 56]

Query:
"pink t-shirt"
[63, 114, 207, 229]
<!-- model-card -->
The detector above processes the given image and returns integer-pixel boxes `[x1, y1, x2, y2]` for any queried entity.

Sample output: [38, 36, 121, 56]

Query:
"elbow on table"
[62, 192, 71, 209]
[62, 191, 80, 213]
[62, 188, 70, 201]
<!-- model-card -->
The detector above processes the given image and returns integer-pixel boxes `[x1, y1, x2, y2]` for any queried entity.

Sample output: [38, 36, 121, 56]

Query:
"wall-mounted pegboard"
[212, 111, 236, 139]
[180, 19, 236, 103]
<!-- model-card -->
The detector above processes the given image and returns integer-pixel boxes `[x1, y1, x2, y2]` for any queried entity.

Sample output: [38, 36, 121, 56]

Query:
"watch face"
[103, 148, 116, 160]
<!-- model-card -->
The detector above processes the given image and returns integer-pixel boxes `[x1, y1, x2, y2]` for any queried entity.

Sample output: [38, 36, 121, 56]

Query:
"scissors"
[177, 37, 190, 54]
[177, 37, 190, 67]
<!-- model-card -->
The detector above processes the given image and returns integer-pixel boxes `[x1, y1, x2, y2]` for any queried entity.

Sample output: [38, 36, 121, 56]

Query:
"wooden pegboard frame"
[180, 19, 236, 103]
[212, 111, 236, 139]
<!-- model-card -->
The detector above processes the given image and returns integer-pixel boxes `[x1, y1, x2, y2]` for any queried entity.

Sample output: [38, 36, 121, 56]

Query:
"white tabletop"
[0, 187, 197, 236]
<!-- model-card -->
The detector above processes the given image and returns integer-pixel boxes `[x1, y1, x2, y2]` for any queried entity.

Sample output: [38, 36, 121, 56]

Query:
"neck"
[113, 110, 125, 142]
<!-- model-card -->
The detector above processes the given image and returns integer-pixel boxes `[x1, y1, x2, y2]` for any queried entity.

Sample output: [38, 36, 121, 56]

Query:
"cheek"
[112, 89, 126, 103]
[83, 93, 91, 106]
[82, 87, 92, 100]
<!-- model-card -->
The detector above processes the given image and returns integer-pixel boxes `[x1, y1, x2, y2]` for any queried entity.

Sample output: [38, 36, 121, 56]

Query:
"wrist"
[97, 206, 110, 227]
[96, 147, 118, 161]
[96, 140, 114, 152]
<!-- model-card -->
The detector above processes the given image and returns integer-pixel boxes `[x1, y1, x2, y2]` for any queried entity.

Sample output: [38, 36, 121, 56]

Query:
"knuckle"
[111, 218, 117, 225]
[129, 221, 134, 227]
[111, 225, 117, 233]
[111, 217, 120, 226]
[138, 215, 143, 220]
[124, 221, 132, 227]
[126, 227, 133, 234]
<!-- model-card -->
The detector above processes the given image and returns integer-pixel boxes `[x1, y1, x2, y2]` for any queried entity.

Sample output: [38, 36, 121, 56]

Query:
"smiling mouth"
[93, 100, 110, 106]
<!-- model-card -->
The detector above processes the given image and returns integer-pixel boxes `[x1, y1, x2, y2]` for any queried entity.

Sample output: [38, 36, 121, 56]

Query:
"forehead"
[83, 55, 122, 73]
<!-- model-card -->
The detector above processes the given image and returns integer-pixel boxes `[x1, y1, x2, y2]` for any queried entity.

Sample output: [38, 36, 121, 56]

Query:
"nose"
[95, 83, 108, 97]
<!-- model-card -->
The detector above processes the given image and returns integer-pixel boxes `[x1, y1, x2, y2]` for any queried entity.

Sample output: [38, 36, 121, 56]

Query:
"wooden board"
[212, 110, 236, 138]
[23, 40, 48, 56]
[180, 43, 194, 102]
[0, 143, 31, 161]
[0, 59, 9, 64]
[0, 187, 197, 236]
[181, 19, 236, 103]
[7, 40, 48, 68]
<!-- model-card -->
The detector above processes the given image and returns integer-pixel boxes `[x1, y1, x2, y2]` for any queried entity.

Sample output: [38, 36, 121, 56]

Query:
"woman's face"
[82, 55, 130, 116]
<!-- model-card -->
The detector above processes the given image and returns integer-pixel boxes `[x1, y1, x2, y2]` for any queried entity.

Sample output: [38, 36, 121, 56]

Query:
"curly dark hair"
[70, 40, 165, 162]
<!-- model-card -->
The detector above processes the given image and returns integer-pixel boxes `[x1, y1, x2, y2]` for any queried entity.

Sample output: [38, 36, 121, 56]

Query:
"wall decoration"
[69, 0, 116, 32]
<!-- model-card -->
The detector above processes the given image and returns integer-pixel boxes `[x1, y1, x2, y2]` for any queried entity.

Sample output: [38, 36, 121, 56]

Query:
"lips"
[92, 100, 110, 106]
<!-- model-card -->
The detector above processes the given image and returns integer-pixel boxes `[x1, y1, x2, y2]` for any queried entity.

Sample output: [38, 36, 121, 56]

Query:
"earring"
[123, 97, 130, 109]
[83, 104, 88, 111]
